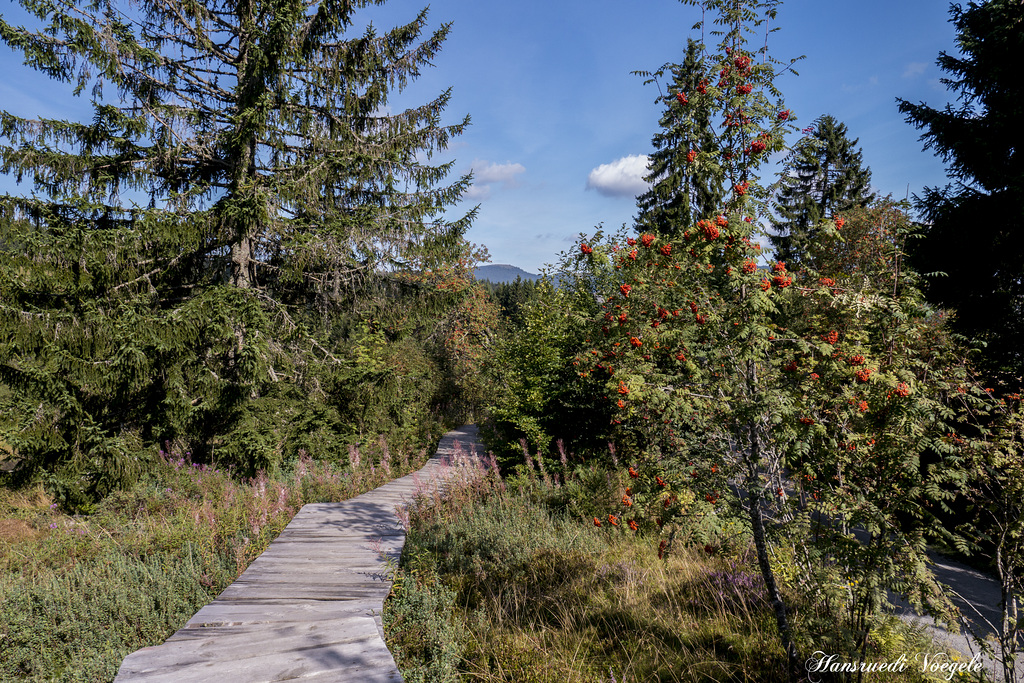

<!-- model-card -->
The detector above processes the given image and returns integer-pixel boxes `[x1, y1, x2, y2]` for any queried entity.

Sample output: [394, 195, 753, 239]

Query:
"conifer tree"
[635, 39, 725, 237]
[897, 0, 1024, 387]
[0, 0, 471, 503]
[769, 114, 874, 268]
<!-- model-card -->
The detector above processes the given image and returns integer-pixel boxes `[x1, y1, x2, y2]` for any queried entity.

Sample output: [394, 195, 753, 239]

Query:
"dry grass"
[0, 518, 38, 543]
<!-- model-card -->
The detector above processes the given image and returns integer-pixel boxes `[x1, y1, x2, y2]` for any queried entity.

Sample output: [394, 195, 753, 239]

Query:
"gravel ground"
[891, 553, 1018, 682]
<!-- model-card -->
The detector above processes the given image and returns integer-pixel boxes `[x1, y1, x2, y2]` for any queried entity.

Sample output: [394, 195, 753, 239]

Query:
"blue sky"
[0, 0, 960, 274]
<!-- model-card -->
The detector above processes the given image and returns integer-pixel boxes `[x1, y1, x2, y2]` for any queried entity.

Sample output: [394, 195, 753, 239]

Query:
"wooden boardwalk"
[115, 425, 482, 682]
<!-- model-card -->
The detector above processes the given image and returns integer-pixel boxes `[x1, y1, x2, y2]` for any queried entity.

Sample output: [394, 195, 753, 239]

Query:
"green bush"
[383, 563, 466, 683]
[484, 277, 612, 469]
[1, 548, 215, 682]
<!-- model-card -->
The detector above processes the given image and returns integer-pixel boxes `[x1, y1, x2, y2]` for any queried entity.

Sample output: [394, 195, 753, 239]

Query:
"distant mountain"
[473, 264, 540, 284]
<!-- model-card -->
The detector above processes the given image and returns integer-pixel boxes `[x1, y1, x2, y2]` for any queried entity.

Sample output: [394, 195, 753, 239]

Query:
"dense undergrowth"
[384, 444, 969, 682]
[0, 434, 438, 682]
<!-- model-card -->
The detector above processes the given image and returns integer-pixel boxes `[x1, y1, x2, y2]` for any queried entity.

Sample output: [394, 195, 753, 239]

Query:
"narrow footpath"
[114, 424, 482, 683]
[893, 553, 1014, 682]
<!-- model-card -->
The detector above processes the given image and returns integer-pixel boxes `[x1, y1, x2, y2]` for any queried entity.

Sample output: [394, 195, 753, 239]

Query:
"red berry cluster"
[742, 259, 757, 274]
[855, 368, 873, 383]
[676, 92, 688, 105]
[819, 277, 835, 287]
[620, 284, 632, 298]
[736, 83, 752, 95]
[747, 139, 767, 156]
[698, 219, 720, 240]
[821, 330, 839, 345]
[660, 244, 672, 256]
[580, 243, 593, 255]
[686, 149, 696, 163]
[848, 355, 866, 366]
[799, 417, 815, 425]
[640, 233, 655, 247]
[895, 382, 911, 397]
[772, 274, 793, 288]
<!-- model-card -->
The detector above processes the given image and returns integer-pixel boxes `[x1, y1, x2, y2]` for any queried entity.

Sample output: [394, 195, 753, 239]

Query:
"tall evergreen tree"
[635, 39, 725, 237]
[897, 0, 1024, 387]
[0, 0, 471, 503]
[769, 114, 874, 268]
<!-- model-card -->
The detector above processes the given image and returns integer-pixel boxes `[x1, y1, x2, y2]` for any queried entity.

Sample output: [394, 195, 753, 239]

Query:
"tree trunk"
[746, 410, 802, 681]
[231, 233, 254, 289]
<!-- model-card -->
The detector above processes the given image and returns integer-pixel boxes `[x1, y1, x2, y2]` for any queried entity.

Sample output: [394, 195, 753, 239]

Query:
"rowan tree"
[578, 0, 804, 670]
[0, 0, 472, 504]
[778, 200, 987, 658]
[577, 2, 986, 675]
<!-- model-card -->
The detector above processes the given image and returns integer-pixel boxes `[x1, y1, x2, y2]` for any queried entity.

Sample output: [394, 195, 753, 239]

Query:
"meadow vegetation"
[0, 436, 436, 681]
[384, 445, 964, 682]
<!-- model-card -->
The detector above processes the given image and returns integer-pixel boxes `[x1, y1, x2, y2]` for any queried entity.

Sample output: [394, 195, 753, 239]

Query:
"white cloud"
[902, 62, 927, 79]
[473, 160, 525, 184]
[586, 154, 651, 198]
[463, 159, 525, 201]
[463, 184, 492, 200]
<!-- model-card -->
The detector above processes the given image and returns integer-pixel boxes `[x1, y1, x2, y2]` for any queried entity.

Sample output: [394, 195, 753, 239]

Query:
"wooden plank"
[114, 424, 481, 682]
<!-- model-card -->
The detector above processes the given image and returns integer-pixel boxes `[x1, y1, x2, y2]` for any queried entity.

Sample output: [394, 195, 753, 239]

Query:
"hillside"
[472, 264, 539, 284]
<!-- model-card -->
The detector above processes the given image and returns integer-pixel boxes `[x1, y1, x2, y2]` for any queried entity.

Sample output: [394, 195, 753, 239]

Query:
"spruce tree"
[769, 114, 874, 268]
[897, 0, 1024, 387]
[0, 0, 471, 504]
[636, 39, 725, 237]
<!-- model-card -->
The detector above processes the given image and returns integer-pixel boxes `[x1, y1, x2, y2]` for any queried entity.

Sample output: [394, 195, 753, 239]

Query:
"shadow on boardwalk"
[114, 424, 482, 683]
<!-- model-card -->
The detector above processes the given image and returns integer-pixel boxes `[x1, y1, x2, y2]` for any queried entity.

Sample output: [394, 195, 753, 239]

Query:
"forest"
[0, 0, 1022, 681]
